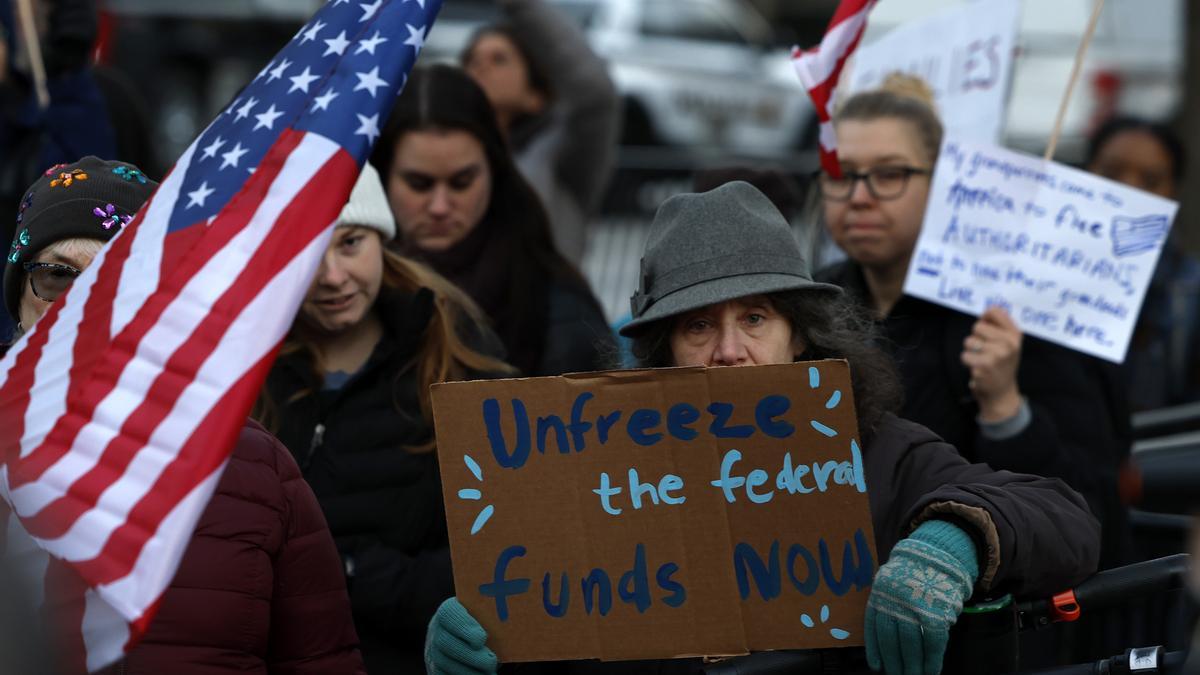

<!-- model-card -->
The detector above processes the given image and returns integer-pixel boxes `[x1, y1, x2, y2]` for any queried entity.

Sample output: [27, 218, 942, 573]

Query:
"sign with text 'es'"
[848, 0, 1020, 143]
[432, 361, 877, 663]
[905, 137, 1178, 363]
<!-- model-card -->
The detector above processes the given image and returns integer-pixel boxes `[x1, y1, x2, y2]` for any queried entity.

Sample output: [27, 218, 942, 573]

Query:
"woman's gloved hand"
[425, 597, 498, 675]
[865, 520, 980, 674]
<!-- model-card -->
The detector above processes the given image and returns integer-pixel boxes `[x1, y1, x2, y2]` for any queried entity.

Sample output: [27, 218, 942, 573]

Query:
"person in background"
[371, 64, 614, 377]
[1085, 116, 1200, 411]
[814, 76, 1133, 572]
[461, 0, 620, 265]
[257, 164, 514, 673]
[422, 182, 1101, 675]
[0, 0, 149, 342]
[4, 156, 364, 674]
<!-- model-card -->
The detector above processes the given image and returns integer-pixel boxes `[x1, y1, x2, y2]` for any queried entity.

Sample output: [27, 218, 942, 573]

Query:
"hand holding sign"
[426, 598, 498, 675]
[432, 361, 877, 663]
[962, 307, 1023, 422]
[904, 137, 1178, 363]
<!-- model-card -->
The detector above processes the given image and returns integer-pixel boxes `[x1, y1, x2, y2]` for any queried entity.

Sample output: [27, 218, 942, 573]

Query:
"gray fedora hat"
[620, 181, 840, 337]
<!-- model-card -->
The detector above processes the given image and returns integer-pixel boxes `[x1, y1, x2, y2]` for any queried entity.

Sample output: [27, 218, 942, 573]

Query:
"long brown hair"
[371, 64, 601, 375]
[256, 248, 514, 453]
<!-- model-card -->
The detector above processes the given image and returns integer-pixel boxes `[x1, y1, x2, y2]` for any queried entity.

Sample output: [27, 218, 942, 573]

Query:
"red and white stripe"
[0, 129, 359, 672]
[791, 0, 878, 178]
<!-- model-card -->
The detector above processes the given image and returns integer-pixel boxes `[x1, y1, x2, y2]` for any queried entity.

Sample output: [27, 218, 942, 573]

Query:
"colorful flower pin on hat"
[94, 204, 133, 230]
[112, 166, 149, 184]
[8, 229, 30, 264]
[50, 169, 89, 188]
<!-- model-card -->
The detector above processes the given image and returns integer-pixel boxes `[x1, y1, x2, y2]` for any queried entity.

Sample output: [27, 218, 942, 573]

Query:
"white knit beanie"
[334, 163, 396, 240]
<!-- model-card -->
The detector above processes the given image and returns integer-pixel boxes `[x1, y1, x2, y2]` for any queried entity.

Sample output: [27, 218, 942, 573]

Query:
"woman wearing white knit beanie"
[334, 164, 397, 241]
[256, 163, 514, 672]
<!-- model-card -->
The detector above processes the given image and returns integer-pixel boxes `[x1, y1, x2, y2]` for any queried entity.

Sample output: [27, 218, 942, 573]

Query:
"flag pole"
[1044, 0, 1105, 161]
[14, 0, 50, 110]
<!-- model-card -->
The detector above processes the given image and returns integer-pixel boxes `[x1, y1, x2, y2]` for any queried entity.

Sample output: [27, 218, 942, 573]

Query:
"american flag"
[0, 0, 440, 671]
[791, 0, 877, 179]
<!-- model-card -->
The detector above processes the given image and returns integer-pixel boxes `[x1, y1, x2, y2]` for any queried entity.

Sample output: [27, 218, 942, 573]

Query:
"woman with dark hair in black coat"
[1084, 116, 1200, 411]
[371, 64, 614, 378]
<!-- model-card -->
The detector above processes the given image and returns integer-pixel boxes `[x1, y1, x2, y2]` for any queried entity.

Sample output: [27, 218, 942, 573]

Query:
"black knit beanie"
[4, 156, 158, 320]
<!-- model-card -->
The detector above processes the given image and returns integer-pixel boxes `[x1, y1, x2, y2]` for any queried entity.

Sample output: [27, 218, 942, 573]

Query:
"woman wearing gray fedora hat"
[423, 181, 1101, 675]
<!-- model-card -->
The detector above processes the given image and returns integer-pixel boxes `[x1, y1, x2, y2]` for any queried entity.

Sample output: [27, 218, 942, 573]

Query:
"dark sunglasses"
[23, 261, 82, 303]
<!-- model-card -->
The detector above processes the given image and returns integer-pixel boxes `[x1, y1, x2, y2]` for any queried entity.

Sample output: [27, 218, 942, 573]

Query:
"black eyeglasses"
[23, 262, 82, 303]
[817, 166, 931, 201]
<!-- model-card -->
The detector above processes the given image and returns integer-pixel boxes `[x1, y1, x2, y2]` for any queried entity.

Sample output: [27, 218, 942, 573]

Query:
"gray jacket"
[500, 0, 620, 265]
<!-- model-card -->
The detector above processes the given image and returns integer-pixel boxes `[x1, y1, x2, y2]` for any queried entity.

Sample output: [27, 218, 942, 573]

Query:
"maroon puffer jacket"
[102, 420, 365, 674]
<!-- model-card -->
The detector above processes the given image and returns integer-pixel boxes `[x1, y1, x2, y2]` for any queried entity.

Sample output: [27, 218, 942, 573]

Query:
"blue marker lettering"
[479, 546, 532, 621]
[593, 472, 623, 516]
[755, 395, 795, 439]
[628, 468, 660, 509]
[659, 474, 686, 505]
[787, 544, 820, 595]
[618, 543, 652, 613]
[707, 402, 755, 438]
[536, 414, 569, 455]
[484, 399, 531, 469]
[626, 408, 663, 446]
[581, 568, 613, 616]
[734, 540, 781, 601]
[746, 469, 773, 504]
[819, 530, 875, 597]
[656, 562, 687, 607]
[712, 449, 747, 503]
[596, 410, 622, 444]
[542, 572, 570, 618]
[568, 393, 594, 452]
[666, 403, 700, 441]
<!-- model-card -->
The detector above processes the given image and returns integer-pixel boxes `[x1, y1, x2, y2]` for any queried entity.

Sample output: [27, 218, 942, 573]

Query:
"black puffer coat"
[263, 289, 504, 674]
[817, 260, 1132, 569]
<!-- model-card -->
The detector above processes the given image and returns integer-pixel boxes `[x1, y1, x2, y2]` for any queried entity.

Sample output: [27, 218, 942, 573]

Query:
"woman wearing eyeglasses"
[814, 76, 1133, 572]
[3, 157, 366, 674]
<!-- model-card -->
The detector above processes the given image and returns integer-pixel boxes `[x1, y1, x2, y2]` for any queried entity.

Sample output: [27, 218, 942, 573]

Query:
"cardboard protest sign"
[848, 0, 1020, 143]
[904, 137, 1179, 363]
[432, 360, 877, 663]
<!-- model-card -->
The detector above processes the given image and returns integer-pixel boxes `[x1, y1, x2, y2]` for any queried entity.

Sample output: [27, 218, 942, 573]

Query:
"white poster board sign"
[904, 137, 1178, 363]
[847, 0, 1020, 142]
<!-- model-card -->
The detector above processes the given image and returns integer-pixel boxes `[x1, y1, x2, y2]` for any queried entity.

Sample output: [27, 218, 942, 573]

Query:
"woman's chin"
[307, 307, 366, 336]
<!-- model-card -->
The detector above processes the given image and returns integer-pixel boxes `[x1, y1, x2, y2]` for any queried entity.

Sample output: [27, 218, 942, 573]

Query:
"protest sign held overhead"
[848, 0, 1020, 143]
[433, 361, 877, 663]
[904, 137, 1178, 363]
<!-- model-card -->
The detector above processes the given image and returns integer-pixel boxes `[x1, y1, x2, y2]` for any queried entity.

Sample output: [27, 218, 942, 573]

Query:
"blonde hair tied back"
[879, 72, 938, 114]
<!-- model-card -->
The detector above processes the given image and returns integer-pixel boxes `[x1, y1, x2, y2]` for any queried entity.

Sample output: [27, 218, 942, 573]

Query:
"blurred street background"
[95, 0, 1189, 320]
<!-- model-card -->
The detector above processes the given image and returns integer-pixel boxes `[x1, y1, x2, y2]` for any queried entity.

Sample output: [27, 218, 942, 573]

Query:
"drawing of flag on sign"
[0, 0, 441, 671]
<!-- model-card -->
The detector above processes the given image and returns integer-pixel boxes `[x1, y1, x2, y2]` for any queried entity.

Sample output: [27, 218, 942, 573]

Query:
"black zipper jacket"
[264, 288, 504, 674]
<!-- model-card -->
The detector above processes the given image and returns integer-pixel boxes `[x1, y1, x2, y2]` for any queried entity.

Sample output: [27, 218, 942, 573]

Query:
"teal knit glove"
[865, 520, 980, 675]
[425, 597, 498, 675]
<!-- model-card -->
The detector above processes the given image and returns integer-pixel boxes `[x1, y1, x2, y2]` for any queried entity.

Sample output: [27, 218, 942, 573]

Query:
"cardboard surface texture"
[432, 360, 877, 663]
